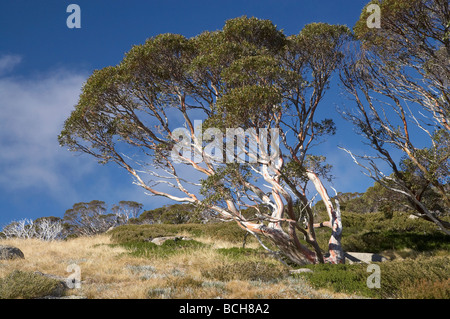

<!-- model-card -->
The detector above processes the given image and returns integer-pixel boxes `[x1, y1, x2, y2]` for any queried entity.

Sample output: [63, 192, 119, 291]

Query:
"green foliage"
[117, 239, 207, 259]
[132, 207, 165, 224]
[57, 15, 353, 265]
[216, 247, 269, 260]
[214, 85, 282, 128]
[109, 222, 251, 244]
[345, 0, 449, 231]
[58, 15, 350, 189]
[199, 164, 253, 207]
[340, 211, 450, 253]
[353, 0, 425, 49]
[63, 200, 145, 237]
[309, 199, 450, 254]
[399, 278, 450, 299]
[296, 255, 450, 298]
[222, 16, 286, 54]
[0, 271, 64, 299]
[379, 255, 450, 298]
[107, 204, 450, 299]
[295, 263, 375, 297]
[112, 201, 143, 219]
[343, 230, 450, 253]
[133, 203, 202, 225]
[63, 200, 114, 236]
[314, 177, 447, 217]
[202, 261, 289, 282]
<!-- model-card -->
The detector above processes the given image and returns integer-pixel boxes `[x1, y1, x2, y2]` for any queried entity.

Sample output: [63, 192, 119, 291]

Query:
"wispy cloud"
[0, 54, 22, 76]
[0, 56, 91, 198]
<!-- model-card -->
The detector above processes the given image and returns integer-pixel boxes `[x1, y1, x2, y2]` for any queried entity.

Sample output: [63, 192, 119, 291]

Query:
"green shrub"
[109, 224, 177, 243]
[202, 261, 289, 282]
[296, 255, 450, 299]
[294, 263, 377, 298]
[341, 211, 442, 233]
[109, 222, 253, 244]
[116, 239, 207, 259]
[296, 211, 449, 255]
[338, 212, 450, 253]
[206, 223, 253, 243]
[342, 230, 450, 253]
[216, 247, 269, 260]
[379, 255, 450, 298]
[398, 278, 450, 299]
[0, 270, 64, 299]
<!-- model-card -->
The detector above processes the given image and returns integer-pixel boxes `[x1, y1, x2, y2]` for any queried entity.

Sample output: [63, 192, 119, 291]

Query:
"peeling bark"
[307, 171, 344, 264]
[238, 220, 317, 265]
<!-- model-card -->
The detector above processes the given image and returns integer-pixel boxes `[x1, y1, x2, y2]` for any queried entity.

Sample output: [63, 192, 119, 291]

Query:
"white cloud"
[0, 55, 192, 214]
[0, 54, 22, 76]
[0, 58, 92, 198]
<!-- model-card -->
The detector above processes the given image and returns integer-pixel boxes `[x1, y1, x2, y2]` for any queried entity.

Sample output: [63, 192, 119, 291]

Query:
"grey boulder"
[0, 245, 25, 260]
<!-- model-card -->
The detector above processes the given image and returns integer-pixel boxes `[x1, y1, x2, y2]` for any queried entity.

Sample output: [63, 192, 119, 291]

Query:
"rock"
[289, 268, 313, 274]
[0, 245, 25, 260]
[408, 214, 419, 219]
[150, 236, 192, 245]
[344, 252, 388, 264]
[151, 236, 178, 245]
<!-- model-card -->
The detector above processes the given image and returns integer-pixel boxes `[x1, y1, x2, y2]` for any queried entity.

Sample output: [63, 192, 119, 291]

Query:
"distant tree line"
[63, 200, 143, 236]
[0, 217, 64, 241]
[1, 177, 446, 241]
[0, 200, 216, 240]
[313, 177, 448, 219]
[128, 203, 213, 225]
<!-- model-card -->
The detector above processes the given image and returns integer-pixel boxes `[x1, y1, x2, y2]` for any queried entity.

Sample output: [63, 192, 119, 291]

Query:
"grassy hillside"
[0, 211, 449, 299]
[0, 234, 350, 299]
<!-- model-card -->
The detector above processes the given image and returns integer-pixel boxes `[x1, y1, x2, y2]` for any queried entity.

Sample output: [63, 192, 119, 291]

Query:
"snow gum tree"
[59, 16, 352, 265]
[340, 0, 449, 233]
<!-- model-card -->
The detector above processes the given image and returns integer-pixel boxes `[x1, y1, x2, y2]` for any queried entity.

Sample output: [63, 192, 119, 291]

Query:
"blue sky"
[0, 0, 377, 226]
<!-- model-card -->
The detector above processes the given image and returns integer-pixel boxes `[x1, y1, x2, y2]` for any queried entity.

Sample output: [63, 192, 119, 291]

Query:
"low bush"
[216, 247, 269, 260]
[281, 211, 450, 255]
[109, 222, 253, 244]
[337, 212, 450, 253]
[202, 261, 289, 282]
[116, 239, 207, 259]
[399, 278, 450, 299]
[294, 263, 376, 297]
[295, 255, 450, 299]
[379, 255, 450, 298]
[343, 231, 450, 253]
[341, 211, 447, 233]
[0, 270, 64, 299]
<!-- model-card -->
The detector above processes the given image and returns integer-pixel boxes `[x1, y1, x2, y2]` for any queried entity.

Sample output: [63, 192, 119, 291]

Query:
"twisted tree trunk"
[308, 171, 344, 264]
[234, 171, 344, 266]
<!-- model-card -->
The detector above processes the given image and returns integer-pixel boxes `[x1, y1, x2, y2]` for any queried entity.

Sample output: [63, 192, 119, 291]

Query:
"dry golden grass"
[0, 235, 152, 298]
[0, 235, 358, 299]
